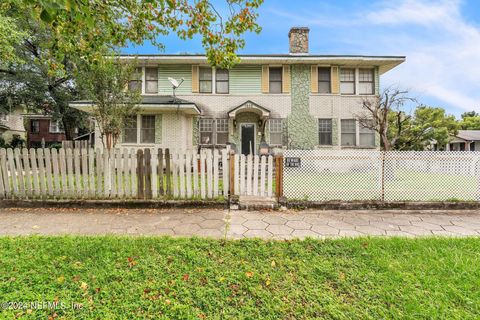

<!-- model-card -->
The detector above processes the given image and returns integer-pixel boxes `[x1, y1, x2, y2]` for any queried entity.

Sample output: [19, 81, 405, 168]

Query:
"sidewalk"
[0, 207, 479, 238]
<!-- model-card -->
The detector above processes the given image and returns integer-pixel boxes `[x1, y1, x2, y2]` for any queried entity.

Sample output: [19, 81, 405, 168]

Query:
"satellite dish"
[168, 77, 179, 88]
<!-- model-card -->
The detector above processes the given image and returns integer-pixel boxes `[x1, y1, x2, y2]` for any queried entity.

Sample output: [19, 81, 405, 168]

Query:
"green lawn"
[284, 170, 478, 201]
[1, 236, 479, 319]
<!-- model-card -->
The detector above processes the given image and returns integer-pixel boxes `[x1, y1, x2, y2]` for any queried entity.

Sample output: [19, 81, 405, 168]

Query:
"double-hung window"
[140, 115, 155, 143]
[215, 69, 229, 94]
[199, 67, 212, 93]
[359, 121, 376, 147]
[268, 119, 283, 146]
[49, 120, 64, 133]
[31, 120, 40, 133]
[269, 67, 282, 93]
[340, 68, 355, 94]
[123, 116, 137, 143]
[318, 119, 332, 145]
[341, 119, 356, 146]
[128, 67, 142, 92]
[199, 118, 213, 144]
[359, 69, 374, 95]
[318, 67, 331, 94]
[216, 119, 229, 145]
[145, 68, 158, 94]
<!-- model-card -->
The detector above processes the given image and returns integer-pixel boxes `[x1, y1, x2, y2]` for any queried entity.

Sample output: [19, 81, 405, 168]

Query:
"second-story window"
[359, 69, 374, 95]
[340, 68, 355, 95]
[49, 120, 64, 133]
[199, 118, 213, 144]
[128, 67, 142, 92]
[31, 120, 40, 133]
[199, 67, 212, 93]
[318, 67, 331, 94]
[123, 116, 137, 143]
[269, 67, 283, 93]
[216, 69, 229, 94]
[145, 68, 158, 94]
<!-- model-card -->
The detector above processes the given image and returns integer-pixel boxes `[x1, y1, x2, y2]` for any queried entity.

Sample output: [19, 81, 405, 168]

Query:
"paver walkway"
[1, 207, 480, 239]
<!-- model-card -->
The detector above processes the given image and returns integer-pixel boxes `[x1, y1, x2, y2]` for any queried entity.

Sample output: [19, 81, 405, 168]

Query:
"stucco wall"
[287, 65, 318, 149]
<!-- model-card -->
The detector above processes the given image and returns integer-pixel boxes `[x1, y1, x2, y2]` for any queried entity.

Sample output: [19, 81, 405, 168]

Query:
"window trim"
[123, 115, 138, 144]
[128, 67, 143, 92]
[215, 69, 229, 94]
[358, 68, 375, 95]
[359, 120, 376, 147]
[268, 119, 283, 146]
[49, 120, 64, 134]
[30, 120, 40, 134]
[199, 67, 213, 94]
[268, 67, 283, 94]
[215, 118, 229, 145]
[199, 118, 214, 145]
[140, 115, 156, 144]
[318, 118, 333, 146]
[340, 68, 356, 95]
[144, 67, 159, 94]
[340, 119, 357, 146]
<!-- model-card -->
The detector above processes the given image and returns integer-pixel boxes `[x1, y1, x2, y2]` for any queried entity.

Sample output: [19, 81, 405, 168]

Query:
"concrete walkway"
[0, 208, 479, 239]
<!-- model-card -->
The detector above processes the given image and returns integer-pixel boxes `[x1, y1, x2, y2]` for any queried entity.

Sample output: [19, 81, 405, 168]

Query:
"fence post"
[380, 151, 385, 202]
[144, 148, 152, 199]
[229, 151, 235, 196]
[275, 154, 284, 199]
[137, 149, 144, 199]
[165, 148, 171, 196]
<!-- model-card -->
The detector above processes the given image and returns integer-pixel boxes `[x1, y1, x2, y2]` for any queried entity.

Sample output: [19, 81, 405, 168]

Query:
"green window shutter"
[155, 115, 162, 144]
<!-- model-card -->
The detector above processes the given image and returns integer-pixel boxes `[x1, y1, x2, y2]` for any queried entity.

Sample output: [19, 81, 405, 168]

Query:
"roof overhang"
[228, 100, 270, 119]
[118, 54, 406, 75]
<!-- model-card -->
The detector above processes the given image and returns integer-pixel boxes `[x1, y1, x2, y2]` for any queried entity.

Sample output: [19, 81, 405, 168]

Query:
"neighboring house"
[0, 105, 26, 145]
[70, 27, 405, 154]
[446, 130, 480, 151]
[23, 114, 66, 148]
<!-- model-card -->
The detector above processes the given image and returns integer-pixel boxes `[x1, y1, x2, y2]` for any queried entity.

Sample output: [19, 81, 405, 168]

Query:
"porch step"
[235, 195, 277, 211]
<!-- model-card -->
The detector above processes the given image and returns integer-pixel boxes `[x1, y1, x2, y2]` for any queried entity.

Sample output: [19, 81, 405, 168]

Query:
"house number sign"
[285, 157, 301, 168]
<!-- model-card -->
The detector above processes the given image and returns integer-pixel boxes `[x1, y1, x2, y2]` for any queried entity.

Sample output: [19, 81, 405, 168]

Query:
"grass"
[1, 236, 480, 319]
[284, 169, 478, 201]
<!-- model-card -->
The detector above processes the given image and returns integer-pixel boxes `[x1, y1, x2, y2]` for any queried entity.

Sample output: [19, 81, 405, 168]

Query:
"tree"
[357, 88, 416, 151]
[0, 15, 26, 67]
[459, 110, 480, 130]
[2, 0, 263, 70]
[77, 57, 141, 149]
[393, 106, 458, 150]
[0, 8, 87, 139]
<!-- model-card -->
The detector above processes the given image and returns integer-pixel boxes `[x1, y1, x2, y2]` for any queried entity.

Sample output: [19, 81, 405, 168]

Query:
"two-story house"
[0, 105, 26, 146]
[23, 114, 67, 148]
[70, 27, 405, 154]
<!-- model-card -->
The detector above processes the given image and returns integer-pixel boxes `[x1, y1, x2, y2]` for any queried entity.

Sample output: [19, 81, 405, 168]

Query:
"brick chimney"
[289, 27, 309, 54]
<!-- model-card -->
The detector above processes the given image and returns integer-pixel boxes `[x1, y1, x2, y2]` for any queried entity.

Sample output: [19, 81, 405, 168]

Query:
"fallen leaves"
[245, 271, 254, 278]
[127, 256, 137, 268]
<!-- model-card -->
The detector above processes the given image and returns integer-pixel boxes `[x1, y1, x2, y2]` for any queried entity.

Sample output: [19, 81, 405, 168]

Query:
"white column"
[141, 66, 146, 95]
[355, 68, 359, 95]
[212, 67, 216, 94]
[137, 114, 141, 144]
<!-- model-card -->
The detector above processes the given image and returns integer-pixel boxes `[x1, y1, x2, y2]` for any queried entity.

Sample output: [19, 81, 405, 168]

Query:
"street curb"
[0, 199, 228, 209]
[281, 200, 480, 210]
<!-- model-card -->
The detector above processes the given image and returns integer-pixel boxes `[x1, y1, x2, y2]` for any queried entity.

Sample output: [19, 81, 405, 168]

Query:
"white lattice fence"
[383, 151, 480, 201]
[283, 150, 480, 202]
[283, 150, 382, 201]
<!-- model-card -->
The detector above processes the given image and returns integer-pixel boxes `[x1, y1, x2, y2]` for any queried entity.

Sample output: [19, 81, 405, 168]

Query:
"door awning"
[227, 100, 270, 119]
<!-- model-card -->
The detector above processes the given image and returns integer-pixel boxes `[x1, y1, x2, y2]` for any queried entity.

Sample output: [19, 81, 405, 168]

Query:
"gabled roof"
[228, 100, 270, 118]
[455, 130, 480, 141]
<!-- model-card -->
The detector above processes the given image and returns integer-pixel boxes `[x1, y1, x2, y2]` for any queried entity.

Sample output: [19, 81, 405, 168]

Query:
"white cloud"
[266, 0, 480, 114]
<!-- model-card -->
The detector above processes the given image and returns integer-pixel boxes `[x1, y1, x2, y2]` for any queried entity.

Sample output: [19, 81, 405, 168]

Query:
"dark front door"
[241, 124, 255, 155]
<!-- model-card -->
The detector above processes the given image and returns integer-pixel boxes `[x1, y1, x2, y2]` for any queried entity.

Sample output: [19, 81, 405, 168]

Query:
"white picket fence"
[233, 154, 275, 197]
[0, 148, 276, 200]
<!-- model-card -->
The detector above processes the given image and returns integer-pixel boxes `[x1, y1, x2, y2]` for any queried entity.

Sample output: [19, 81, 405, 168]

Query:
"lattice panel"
[283, 150, 480, 202]
[384, 151, 480, 201]
[283, 150, 382, 201]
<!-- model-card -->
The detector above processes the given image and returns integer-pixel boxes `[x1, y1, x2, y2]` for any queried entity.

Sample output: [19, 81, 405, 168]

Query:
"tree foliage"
[77, 58, 141, 149]
[2, 0, 263, 71]
[459, 110, 480, 130]
[358, 88, 459, 151]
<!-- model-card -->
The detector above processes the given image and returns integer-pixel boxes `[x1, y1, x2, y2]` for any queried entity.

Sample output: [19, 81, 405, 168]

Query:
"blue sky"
[123, 0, 480, 118]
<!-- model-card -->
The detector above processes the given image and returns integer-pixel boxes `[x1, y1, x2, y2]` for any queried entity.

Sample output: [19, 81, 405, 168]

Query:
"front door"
[241, 124, 255, 155]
